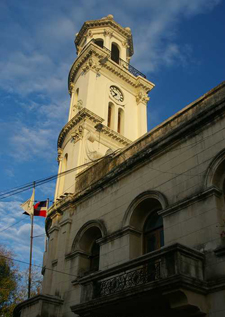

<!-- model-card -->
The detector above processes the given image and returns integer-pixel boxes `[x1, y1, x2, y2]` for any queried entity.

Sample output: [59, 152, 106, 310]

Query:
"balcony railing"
[80, 39, 146, 79]
[102, 45, 146, 79]
[94, 261, 160, 298]
[72, 243, 205, 309]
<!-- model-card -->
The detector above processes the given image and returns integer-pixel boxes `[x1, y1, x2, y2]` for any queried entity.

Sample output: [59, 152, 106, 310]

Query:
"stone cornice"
[57, 108, 131, 149]
[13, 294, 64, 317]
[48, 225, 59, 235]
[59, 218, 72, 227]
[68, 43, 154, 94]
[65, 250, 89, 260]
[98, 226, 141, 245]
[57, 108, 103, 149]
[75, 17, 133, 56]
[158, 186, 222, 217]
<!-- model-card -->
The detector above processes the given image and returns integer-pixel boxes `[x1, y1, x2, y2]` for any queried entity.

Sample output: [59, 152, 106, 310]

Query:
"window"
[58, 153, 68, 196]
[94, 39, 104, 48]
[72, 225, 103, 275]
[144, 211, 164, 253]
[108, 102, 115, 129]
[111, 43, 120, 64]
[90, 240, 100, 272]
[117, 108, 124, 135]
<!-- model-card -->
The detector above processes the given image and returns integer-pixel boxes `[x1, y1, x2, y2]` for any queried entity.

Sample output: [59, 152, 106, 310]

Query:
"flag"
[20, 189, 35, 216]
[34, 201, 47, 217]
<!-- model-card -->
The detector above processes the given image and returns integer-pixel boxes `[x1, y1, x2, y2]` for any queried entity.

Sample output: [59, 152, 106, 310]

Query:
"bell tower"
[54, 14, 155, 200]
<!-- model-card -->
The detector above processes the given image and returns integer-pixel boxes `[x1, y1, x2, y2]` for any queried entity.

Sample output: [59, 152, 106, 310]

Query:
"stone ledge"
[13, 294, 64, 317]
[214, 245, 225, 257]
[159, 186, 222, 217]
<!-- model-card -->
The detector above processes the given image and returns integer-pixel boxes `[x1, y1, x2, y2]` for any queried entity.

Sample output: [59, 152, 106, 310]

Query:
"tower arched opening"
[94, 38, 104, 48]
[111, 43, 120, 64]
[107, 102, 115, 130]
[117, 108, 124, 135]
[58, 153, 68, 196]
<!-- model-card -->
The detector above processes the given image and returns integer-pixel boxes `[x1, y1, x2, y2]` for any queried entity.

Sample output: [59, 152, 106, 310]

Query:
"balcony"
[101, 45, 146, 79]
[80, 39, 146, 79]
[71, 243, 207, 317]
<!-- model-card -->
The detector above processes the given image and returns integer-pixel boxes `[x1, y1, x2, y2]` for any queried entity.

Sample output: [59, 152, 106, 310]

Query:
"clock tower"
[54, 14, 155, 200]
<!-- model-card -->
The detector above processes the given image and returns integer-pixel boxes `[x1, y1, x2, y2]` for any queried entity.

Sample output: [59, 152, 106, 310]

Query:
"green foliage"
[0, 246, 20, 316]
[0, 245, 42, 317]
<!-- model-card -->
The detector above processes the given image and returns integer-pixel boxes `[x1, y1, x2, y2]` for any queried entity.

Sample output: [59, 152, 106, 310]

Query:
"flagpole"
[28, 181, 35, 299]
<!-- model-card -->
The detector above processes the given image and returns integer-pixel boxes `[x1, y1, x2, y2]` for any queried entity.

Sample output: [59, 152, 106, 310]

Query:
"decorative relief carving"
[71, 125, 84, 143]
[122, 41, 129, 48]
[82, 58, 101, 73]
[103, 29, 113, 38]
[136, 91, 150, 104]
[85, 132, 104, 161]
[87, 30, 93, 38]
[76, 45, 82, 55]
[57, 148, 63, 163]
[73, 100, 83, 112]
[69, 82, 75, 95]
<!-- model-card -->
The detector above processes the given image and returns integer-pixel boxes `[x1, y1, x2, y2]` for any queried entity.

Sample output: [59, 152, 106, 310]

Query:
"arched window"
[111, 43, 120, 64]
[94, 39, 104, 48]
[90, 239, 100, 272]
[74, 88, 79, 106]
[117, 108, 124, 135]
[58, 153, 68, 196]
[144, 211, 164, 253]
[72, 225, 102, 274]
[108, 102, 115, 129]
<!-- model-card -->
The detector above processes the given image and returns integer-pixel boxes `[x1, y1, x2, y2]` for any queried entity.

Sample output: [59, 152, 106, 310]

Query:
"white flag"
[20, 188, 35, 215]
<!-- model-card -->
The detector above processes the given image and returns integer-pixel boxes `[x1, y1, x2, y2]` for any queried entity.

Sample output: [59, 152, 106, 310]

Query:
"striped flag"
[34, 201, 47, 217]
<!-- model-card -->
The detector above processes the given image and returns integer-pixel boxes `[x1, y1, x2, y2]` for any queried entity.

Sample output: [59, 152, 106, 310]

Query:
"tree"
[18, 267, 42, 300]
[0, 246, 20, 317]
[0, 245, 42, 316]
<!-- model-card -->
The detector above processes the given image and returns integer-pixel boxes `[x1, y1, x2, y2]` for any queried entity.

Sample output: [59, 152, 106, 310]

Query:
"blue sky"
[0, 0, 224, 270]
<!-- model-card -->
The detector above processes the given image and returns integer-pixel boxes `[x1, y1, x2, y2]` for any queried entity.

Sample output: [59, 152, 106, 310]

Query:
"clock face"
[110, 86, 124, 102]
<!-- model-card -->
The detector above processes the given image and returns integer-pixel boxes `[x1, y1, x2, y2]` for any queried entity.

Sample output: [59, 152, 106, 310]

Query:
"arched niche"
[122, 191, 167, 258]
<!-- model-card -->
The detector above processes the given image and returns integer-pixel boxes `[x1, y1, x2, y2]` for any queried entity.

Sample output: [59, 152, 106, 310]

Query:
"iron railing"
[102, 45, 146, 79]
[79, 39, 146, 79]
[94, 261, 160, 298]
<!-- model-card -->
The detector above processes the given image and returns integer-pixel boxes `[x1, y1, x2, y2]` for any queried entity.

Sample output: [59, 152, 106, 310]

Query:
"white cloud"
[10, 126, 56, 161]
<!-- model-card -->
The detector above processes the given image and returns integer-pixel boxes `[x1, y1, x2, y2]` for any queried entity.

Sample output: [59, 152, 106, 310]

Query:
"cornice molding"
[97, 226, 141, 245]
[57, 108, 131, 149]
[158, 186, 222, 217]
[68, 43, 154, 94]
[75, 17, 133, 56]
[13, 294, 64, 317]
[48, 225, 59, 235]
[57, 108, 103, 149]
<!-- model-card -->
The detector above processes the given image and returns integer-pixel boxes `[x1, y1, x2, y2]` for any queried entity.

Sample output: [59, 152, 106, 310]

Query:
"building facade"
[15, 15, 225, 317]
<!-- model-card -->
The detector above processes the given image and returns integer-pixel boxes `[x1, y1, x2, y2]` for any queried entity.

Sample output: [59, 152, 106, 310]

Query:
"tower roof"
[74, 14, 134, 57]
